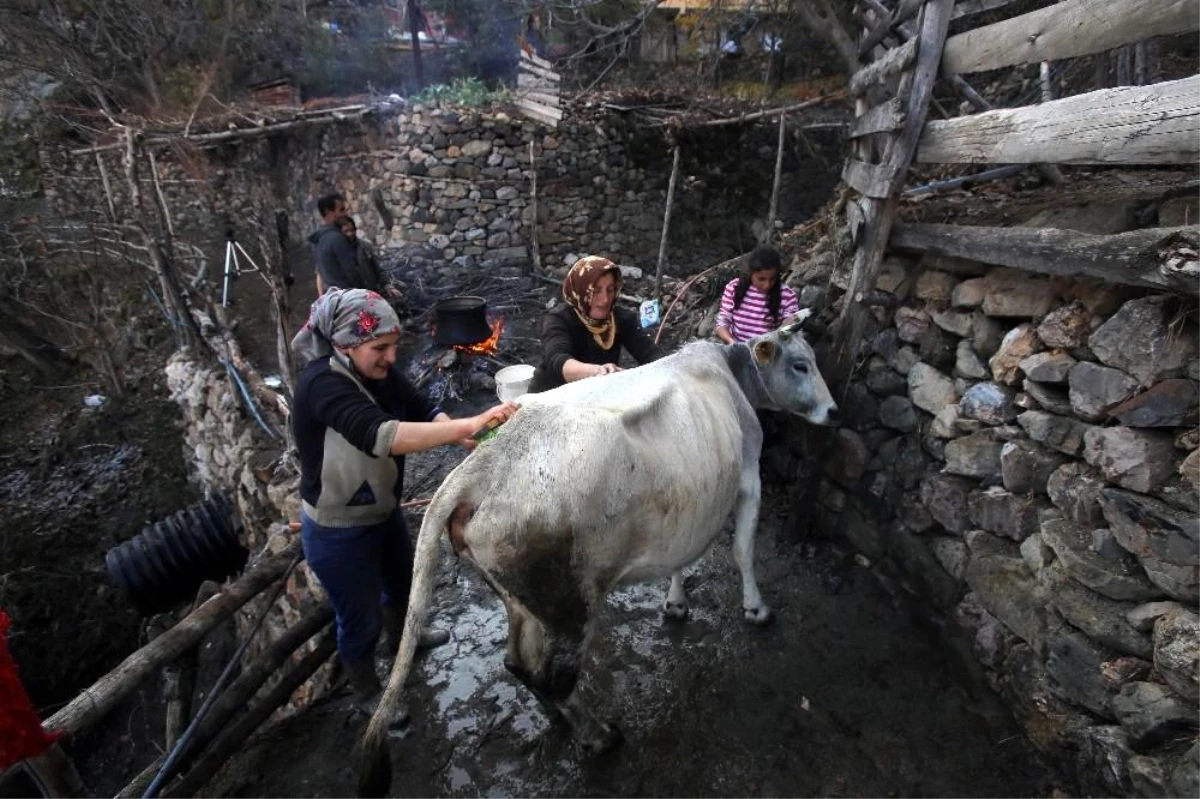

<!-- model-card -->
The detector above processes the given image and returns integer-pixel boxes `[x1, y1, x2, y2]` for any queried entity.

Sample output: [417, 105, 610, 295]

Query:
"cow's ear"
[752, 339, 777, 365]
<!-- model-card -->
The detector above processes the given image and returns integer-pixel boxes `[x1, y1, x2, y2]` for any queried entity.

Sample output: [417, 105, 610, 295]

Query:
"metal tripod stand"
[220, 229, 263, 307]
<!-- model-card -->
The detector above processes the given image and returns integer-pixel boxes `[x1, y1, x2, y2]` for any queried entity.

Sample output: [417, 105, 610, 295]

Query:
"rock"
[921, 473, 975, 533]
[930, 404, 960, 438]
[1177, 427, 1200, 451]
[841, 381, 879, 431]
[920, 252, 988, 277]
[1020, 351, 1077, 383]
[959, 382, 1018, 425]
[1110, 379, 1199, 427]
[951, 277, 986, 309]
[1139, 557, 1200, 605]
[954, 340, 989, 380]
[888, 525, 960, 610]
[1073, 725, 1135, 795]
[931, 309, 973, 336]
[980, 271, 1058, 317]
[864, 359, 908, 396]
[891, 345, 921, 376]
[874, 258, 911, 296]
[878, 395, 918, 432]
[1001, 439, 1068, 495]
[1171, 743, 1199, 798]
[1023, 202, 1137, 234]
[1018, 410, 1095, 456]
[461, 139, 492, 157]
[989, 324, 1042, 385]
[1069, 361, 1139, 421]
[1083, 427, 1178, 493]
[495, 185, 520, 201]
[1099, 488, 1200, 569]
[1182, 449, 1200, 492]
[930, 536, 969, 581]
[1126, 601, 1185, 633]
[907, 362, 958, 414]
[1046, 628, 1120, 717]
[968, 487, 1045, 541]
[1037, 303, 1094, 349]
[1089, 296, 1199, 386]
[1020, 533, 1055, 574]
[964, 530, 1053, 650]
[944, 430, 1004, 481]
[899, 492, 937, 533]
[1153, 608, 1199, 703]
[1112, 682, 1199, 749]
[971, 312, 1005, 358]
[914, 270, 958, 304]
[895, 306, 931, 344]
[825, 428, 871, 489]
[1023, 380, 1074, 415]
[1043, 563, 1153, 659]
[1159, 195, 1200, 226]
[1039, 512, 1163, 602]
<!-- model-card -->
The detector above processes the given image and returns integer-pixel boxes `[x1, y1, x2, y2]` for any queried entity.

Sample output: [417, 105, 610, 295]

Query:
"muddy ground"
[208, 480, 1061, 798]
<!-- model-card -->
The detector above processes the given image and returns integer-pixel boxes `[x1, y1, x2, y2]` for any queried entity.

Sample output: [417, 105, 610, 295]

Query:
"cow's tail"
[356, 486, 462, 797]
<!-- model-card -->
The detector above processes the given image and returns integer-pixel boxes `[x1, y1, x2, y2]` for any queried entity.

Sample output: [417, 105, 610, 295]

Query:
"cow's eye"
[793, 362, 810, 375]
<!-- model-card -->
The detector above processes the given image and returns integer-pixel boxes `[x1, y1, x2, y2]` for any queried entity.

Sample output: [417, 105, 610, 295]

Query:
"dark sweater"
[308, 225, 365, 291]
[528, 304, 664, 393]
[294, 355, 441, 526]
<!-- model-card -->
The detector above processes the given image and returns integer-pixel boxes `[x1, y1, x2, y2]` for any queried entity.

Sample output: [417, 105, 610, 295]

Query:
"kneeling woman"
[292, 289, 517, 709]
[528, 255, 664, 393]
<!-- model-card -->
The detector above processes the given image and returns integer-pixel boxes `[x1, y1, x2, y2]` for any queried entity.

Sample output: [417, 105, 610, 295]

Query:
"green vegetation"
[410, 77, 511, 108]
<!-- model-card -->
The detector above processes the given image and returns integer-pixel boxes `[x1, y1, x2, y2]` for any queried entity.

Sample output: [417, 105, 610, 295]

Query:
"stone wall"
[797, 250, 1199, 796]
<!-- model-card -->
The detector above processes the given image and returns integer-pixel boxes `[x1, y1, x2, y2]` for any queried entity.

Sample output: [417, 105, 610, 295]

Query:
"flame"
[453, 315, 505, 356]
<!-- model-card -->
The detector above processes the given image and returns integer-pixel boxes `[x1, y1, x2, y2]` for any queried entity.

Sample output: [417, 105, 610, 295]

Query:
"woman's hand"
[460, 401, 520, 449]
[589, 363, 621, 378]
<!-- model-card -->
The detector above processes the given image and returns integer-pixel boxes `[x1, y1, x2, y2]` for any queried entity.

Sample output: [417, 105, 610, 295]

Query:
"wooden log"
[529, 139, 541, 272]
[691, 93, 845, 128]
[161, 630, 337, 798]
[518, 90, 561, 108]
[951, 0, 1019, 19]
[521, 49, 553, 70]
[45, 541, 302, 738]
[656, 145, 682, 297]
[849, 38, 916, 96]
[517, 60, 561, 83]
[114, 604, 333, 799]
[516, 72, 556, 91]
[850, 97, 905, 138]
[842, 159, 901, 199]
[942, 0, 1199, 76]
[858, 0, 921, 56]
[766, 112, 786, 237]
[915, 76, 1200, 165]
[515, 99, 562, 127]
[889, 223, 1200, 293]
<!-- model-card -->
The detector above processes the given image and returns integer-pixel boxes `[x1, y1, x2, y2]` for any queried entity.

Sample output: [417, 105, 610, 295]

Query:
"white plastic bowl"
[495, 364, 536, 402]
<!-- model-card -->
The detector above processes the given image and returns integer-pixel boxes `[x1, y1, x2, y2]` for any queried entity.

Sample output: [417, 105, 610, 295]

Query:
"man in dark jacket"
[309, 193, 362, 295]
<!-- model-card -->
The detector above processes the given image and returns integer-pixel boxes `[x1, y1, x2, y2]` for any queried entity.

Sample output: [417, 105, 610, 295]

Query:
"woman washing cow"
[528, 255, 665, 393]
[291, 288, 517, 712]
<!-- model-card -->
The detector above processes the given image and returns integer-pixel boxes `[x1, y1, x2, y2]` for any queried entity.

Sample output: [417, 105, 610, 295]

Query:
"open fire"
[452, 315, 505, 357]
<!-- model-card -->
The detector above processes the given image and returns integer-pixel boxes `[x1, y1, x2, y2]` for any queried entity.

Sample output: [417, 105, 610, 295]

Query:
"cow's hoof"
[744, 606, 774, 626]
[584, 722, 624, 756]
[662, 600, 689, 621]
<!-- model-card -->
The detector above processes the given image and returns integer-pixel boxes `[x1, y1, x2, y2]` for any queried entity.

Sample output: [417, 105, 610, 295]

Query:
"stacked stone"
[814, 254, 1199, 797]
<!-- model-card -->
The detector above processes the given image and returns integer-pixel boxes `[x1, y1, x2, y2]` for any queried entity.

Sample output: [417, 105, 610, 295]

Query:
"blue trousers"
[300, 509, 414, 664]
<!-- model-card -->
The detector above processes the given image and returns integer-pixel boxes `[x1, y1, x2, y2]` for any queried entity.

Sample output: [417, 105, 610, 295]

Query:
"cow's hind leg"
[662, 572, 689, 620]
[733, 464, 772, 625]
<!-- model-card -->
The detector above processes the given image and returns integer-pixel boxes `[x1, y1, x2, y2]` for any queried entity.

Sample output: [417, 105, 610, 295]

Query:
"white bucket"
[495, 364, 536, 402]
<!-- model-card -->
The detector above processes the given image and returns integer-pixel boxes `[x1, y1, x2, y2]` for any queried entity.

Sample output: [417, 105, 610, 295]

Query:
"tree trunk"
[792, 0, 860, 74]
[408, 0, 425, 90]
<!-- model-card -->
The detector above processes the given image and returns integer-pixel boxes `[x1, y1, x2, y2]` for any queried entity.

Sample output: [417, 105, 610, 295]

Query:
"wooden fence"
[831, 0, 1200, 382]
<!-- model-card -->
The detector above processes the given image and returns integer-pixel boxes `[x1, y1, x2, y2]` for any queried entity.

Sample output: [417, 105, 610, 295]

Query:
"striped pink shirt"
[715, 278, 800, 342]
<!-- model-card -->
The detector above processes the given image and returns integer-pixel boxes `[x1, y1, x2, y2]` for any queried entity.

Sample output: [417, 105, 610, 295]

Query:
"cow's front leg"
[662, 572, 688, 620]
[733, 464, 772, 625]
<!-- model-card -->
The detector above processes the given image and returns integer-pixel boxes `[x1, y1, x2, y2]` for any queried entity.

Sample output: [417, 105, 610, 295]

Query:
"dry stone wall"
[801, 251, 1199, 796]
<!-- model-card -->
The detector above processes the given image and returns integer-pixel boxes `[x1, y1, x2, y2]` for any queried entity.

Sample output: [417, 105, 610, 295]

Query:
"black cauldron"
[434, 295, 492, 346]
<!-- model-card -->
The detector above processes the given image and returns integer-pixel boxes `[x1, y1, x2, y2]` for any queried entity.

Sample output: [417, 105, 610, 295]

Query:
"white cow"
[358, 317, 838, 796]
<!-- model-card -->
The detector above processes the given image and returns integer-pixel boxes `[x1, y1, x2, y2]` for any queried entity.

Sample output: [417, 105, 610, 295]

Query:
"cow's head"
[748, 312, 839, 425]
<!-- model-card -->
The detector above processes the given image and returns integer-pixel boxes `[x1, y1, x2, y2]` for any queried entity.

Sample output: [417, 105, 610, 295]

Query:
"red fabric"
[0, 610, 60, 769]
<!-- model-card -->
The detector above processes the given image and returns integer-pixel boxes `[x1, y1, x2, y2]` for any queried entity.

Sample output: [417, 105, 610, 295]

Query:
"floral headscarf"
[292, 288, 402, 369]
[562, 255, 622, 350]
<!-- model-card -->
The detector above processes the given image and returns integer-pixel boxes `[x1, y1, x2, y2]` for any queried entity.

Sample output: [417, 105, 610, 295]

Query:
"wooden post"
[766, 112, 786, 242]
[655, 143, 681, 298]
[45, 541, 301, 738]
[529, 139, 542, 272]
[407, 0, 425, 89]
[1039, 61, 1055, 101]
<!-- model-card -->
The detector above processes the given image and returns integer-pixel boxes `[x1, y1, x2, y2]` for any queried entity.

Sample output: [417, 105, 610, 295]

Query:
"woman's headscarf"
[562, 255, 622, 350]
[292, 288, 402, 369]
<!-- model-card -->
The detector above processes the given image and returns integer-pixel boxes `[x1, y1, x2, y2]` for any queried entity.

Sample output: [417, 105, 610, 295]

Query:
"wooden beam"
[45, 542, 301, 737]
[518, 90, 561, 108]
[890, 223, 1200, 293]
[951, 0, 1019, 20]
[515, 99, 561, 127]
[849, 37, 916, 95]
[521, 49, 553, 70]
[916, 76, 1200, 165]
[516, 72, 556, 91]
[850, 97, 905, 138]
[859, 0, 921, 56]
[943, 0, 1199, 75]
[518, 60, 561, 83]
[842, 159, 901, 198]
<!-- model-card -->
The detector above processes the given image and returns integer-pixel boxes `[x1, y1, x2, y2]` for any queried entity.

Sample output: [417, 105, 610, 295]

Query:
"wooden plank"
[890, 223, 1199, 293]
[943, 0, 1199, 75]
[517, 72, 557, 91]
[521, 49, 553, 70]
[859, 0, 921, 56]
[518, 60, 561, 83]
[850, 97, 905, 138]
[842, 159, 901, 198]
[951, 0, 1019, 20]
[848, 37, 916, 95]
[916, 76, 1200, 165]
[518, 90, 561, 108]
[516, 99, 561, 127]
[846, 198, 866, 244]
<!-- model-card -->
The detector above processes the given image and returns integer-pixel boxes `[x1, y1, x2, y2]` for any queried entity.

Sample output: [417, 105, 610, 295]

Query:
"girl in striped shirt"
[715, 246, 800, 344]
